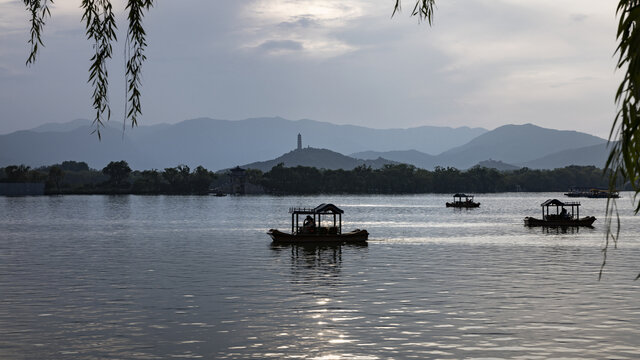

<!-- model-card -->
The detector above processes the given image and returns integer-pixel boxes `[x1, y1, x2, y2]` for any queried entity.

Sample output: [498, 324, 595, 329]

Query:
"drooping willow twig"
[393, 0, 436, 25]
[124, 0, 154, 130]
[24, 0, 53, 65]
[603, 0, 640, 280]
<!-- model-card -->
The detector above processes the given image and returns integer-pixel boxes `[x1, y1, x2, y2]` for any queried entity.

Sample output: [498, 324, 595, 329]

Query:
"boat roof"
[453, 193, 473, 198]
[541, 199, 580, 207]
[289, 203, 344, 214]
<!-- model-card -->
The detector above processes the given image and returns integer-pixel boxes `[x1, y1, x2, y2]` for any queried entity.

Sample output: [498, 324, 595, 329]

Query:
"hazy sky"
[0, 0, 620, 137]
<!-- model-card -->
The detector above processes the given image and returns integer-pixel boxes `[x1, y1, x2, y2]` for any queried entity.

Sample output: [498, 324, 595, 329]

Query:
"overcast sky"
[0, 0, 620, 137]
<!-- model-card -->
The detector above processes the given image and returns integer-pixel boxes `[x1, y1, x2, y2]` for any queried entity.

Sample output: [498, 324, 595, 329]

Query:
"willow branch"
[124, 0, 154, 129]
[393, 0, 436, 25]
[604, 0, 640, 279]
[24, 0, 53, 65]
[81, 0, 117, 139]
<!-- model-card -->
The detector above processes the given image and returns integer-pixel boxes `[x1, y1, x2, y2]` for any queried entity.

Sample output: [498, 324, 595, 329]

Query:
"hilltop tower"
[297, 133, 302, 150]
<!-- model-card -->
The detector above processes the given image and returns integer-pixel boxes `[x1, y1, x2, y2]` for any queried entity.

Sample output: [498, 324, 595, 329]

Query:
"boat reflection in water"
[527, 224, 591, 234]
[270, 242, 368, 278]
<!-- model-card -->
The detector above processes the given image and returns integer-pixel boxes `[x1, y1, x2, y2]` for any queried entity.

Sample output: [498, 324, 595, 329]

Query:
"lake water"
[1, 193, 640, 359]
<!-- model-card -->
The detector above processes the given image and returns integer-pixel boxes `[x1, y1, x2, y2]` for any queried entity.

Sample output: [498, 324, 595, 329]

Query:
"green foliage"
[608, 0, 640, 214]
[601, 0, 640, 279]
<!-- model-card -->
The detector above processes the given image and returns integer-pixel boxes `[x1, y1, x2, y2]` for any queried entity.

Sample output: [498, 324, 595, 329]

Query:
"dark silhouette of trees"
[132, 169, 162, 194]
[0, 161, 619, 195]
[191, 166, 216, 194]
[47, 166, 64, 194]
[162, 165, 191, 193]
[259, 163, 615, 195]
[4, 165, 32, 183]
[102, 160, 132, 188]
[59, 161, 90, 172]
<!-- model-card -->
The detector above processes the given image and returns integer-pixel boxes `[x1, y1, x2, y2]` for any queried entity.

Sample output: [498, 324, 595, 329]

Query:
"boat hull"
[564, 192, 619, 199]
[524, 216, 596, 227]
[267, 229, 369, 244]
[446, 202, 480, 208]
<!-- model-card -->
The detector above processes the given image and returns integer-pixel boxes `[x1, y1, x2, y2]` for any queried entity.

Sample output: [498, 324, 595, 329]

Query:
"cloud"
[0, 0, 623, 137]
[278, 16, 318, 29]
[258, 39, 304, 52]
[240, 0, 370, 57]
[571, 14, 588, 22]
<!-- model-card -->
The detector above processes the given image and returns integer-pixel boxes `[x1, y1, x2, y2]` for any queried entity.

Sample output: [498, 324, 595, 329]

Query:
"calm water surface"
[1, 193, 639, 359]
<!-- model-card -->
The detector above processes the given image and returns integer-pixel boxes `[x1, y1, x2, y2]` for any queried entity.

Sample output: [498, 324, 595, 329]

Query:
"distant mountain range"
[352, 124, 608, 170]
[0, 117, 609, 171]
[519, 142, 611, 169]
[0, 117, 485, 170]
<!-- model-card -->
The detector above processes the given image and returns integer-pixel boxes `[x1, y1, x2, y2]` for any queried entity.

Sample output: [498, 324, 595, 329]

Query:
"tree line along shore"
[0, 160, 627, 195]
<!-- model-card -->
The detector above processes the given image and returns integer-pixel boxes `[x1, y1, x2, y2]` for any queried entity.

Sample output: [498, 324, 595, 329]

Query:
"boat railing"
[544, 201, 581, 207]
[289, 207, 315, 214]
[545, 214, 575, 220]
[560, 201, 581, 206]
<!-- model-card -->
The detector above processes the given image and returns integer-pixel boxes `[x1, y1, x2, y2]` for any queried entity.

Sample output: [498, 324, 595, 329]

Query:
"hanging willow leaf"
[124, 0, 154, 129]
[604, 0, 640, 279]
[81, 0, 117, 139]
[24, 0, 53, 65]
[393, 0, 436, 25]
[609, 1, 640, 206]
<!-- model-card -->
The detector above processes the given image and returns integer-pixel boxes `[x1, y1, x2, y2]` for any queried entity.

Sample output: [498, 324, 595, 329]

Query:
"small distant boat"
[524, 199, 596, 227]
[268, 203, 368, 244]
[209, 188, 227, 196]
[564, 187, 619, 199]
[446, 193, 480, 208]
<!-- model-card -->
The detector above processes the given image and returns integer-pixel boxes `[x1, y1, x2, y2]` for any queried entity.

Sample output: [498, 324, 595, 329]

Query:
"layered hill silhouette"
[1, 117, 485, 170]
[436, 124, 605, 168]
[0, 124, 156, 170]
[353, 124, 607, 170]
[350, 150, 437, 170]
[0, 118, 608, 171]
[519, 142, 611, 169]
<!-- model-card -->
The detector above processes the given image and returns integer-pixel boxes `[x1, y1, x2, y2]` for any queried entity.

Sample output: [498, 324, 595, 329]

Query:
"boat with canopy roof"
[446, 193, 480, 208]
[267, 203, 368, 244]
[524, 199, 596, 227]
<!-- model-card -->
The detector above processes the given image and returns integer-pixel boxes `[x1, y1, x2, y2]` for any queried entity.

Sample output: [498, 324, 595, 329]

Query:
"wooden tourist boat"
[524, 199, 596, 227]
[446, 193, 480, 208]
[564, 187, 619, 199]
[267, 203, 368, 244]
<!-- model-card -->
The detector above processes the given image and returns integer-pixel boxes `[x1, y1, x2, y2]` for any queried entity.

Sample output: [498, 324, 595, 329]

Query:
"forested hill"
[240, 147, 397, 171]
